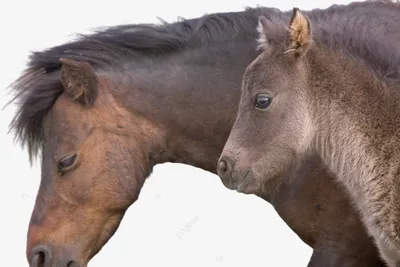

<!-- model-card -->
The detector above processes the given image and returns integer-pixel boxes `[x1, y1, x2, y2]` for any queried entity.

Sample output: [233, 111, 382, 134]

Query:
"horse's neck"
[308, 51, 400, 247]
[118, 42, 259, 173]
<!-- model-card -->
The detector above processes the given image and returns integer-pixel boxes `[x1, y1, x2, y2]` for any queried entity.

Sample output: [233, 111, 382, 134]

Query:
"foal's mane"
[7, 0, 400, 163]
[307, 1, 400, 84]
[262, 1, 400, 87]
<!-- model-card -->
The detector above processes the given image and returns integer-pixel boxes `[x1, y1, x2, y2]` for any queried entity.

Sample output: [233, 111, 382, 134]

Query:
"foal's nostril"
[217, 157, 233, 179]
[30, 245, 52, 267]
[219, 160, 227, 173]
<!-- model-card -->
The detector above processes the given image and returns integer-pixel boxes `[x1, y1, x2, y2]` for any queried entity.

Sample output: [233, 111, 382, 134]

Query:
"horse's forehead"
[49, 94, 95, 131]
[52, 94, 77, 113]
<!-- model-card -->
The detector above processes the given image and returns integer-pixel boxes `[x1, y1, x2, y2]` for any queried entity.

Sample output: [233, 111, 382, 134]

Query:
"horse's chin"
[88, 212, 126, 260]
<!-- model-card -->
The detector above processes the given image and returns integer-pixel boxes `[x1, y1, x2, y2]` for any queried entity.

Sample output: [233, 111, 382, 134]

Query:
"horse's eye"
[58, 154, 77, 173]
[254, 94, 272, 110]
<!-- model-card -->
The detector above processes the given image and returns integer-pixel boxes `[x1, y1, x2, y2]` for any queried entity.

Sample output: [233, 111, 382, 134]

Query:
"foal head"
[217, 8, 315, 194]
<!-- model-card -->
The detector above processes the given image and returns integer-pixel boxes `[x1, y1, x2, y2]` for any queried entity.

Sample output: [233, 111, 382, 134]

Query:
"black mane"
[7, 8, 264, 162]
[7, 0, 400, 162]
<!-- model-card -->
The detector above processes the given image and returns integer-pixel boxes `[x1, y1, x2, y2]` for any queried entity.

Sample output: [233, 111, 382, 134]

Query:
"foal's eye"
[57, 154, 77, 173]
[254, 94, 272, 110]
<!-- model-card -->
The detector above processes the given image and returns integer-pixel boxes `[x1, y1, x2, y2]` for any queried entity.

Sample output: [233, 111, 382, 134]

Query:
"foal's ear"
[285, 8, 312, 57]
[59, 58, 98, 107]
[256, 16, 274, 51]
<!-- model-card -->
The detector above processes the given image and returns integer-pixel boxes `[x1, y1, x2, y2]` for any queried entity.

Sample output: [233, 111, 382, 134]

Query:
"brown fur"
[285, 8, 313, 57]
[218, 7, 400, 267]
[8, 2, 400, 266]
[25, 59, 166, 266]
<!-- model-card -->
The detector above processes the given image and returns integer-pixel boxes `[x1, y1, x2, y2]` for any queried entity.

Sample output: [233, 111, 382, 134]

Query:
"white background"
[0, 0, 351, 266]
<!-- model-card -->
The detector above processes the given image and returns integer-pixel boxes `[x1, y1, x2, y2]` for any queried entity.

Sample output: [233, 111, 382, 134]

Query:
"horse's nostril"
[67, 260, 80, 267]
[31, 252, 45, 267]
[30, 245, 52, 267]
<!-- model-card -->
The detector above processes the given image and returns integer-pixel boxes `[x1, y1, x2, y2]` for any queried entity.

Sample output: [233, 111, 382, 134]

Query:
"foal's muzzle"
[217, 156, 233, 180]
[217, 155, 242, 190]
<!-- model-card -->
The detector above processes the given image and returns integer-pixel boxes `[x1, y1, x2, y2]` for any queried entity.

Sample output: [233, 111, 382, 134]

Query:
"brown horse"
[7, 1, 400, 267]
[217, 5, 400, 267]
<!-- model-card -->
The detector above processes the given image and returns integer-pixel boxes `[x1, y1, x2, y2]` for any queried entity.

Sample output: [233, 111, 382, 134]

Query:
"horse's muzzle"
[29, 244, 83, 267]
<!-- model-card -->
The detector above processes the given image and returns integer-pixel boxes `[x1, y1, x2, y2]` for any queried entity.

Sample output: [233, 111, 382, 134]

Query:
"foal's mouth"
[235, 170, 250, 191]
[229, 170, 259, 194]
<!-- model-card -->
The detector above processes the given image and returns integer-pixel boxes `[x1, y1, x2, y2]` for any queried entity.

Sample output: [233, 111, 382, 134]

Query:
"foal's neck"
[308, 47, 400, 249]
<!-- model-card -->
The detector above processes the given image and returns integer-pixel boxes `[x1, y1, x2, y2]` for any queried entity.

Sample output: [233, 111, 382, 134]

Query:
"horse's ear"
[256, 16, 274, 51]
[59, 58, 98, 107]
[285, 8, 312, 57]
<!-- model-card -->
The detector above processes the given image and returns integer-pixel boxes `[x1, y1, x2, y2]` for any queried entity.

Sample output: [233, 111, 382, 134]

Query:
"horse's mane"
[7, 8, 263, 162]
[7, 0, 400, 162]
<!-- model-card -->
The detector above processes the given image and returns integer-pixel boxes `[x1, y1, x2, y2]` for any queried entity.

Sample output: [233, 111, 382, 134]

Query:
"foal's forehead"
[243, 56, 271, 90]
[247, 54, 266, 73]
[246, 51, 280, 76]
[243, 51, 294, 94]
